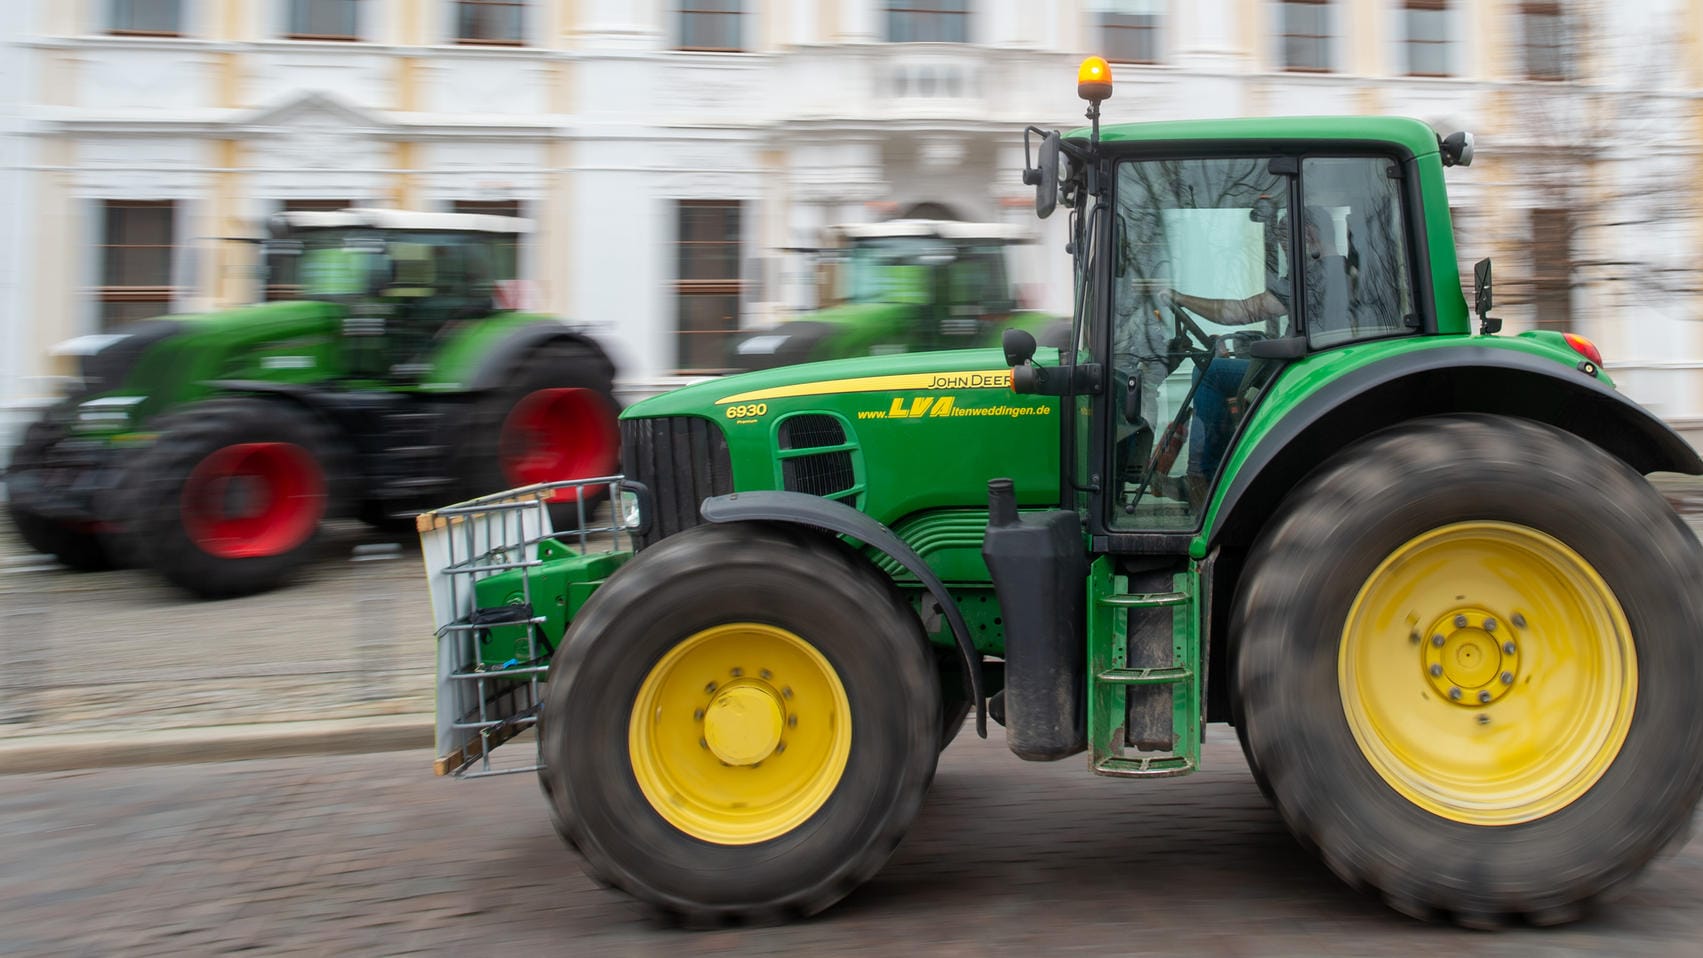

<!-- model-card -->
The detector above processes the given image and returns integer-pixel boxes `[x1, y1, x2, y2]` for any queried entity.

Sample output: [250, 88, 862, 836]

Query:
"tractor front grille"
[620, 415, 733, 550]
[782, 451, 856, 498]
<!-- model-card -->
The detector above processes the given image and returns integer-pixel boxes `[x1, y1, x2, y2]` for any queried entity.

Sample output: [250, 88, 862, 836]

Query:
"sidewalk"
[4, 472, 1703, 774]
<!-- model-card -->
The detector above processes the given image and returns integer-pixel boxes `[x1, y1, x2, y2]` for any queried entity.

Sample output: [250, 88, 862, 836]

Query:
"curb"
[0, 714, 435, 775]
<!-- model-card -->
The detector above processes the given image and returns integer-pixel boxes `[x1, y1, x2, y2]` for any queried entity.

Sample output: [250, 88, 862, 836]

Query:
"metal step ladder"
[1086, 558, 1203, 778]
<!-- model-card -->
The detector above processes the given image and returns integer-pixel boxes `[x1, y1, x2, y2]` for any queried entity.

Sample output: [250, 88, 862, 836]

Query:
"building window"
[110, 0, 181, 36]
[265, 200, 351, 301]
[100, 201, 176, 329]
[1531, 207, 1573, 331]
[452, 200, 524, 280]
[676, 200, 743, 373]
[287, 0, 360, 41]
[1097, 1, 1161, 64]
[1521, 1, 1569, 81]
[1403, 0, 1450, 76]
[887, 1, 969, 43]
[679, 1, 743, 51]
[1280, 0, 1332, 72]
[455, 0, 526, 46]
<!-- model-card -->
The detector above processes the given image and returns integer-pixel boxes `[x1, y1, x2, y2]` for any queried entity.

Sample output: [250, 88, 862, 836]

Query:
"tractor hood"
[726, 302, 916, 371]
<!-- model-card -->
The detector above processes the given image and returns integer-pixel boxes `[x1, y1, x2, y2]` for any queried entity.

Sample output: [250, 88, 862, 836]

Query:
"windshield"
[836, 237, 1010, 306]
[265, 230, 508, 302]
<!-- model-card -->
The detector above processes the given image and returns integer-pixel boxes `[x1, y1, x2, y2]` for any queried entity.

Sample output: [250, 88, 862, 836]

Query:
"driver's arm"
[1169, 289, 1286, 327]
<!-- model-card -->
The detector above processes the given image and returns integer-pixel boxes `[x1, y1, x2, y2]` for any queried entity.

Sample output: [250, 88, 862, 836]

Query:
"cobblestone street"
[2, 733, 1700, 957]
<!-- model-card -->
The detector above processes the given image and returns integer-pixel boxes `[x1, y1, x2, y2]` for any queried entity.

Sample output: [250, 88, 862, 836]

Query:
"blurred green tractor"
[4, 208, 620, 598]
[728, 219, 1070, 370]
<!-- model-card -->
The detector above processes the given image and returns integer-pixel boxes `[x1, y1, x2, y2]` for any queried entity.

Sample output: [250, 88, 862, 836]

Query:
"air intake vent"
[782, 451, 856, 498]
[778, 414, 845, 450]
[620, 416, 732, 550]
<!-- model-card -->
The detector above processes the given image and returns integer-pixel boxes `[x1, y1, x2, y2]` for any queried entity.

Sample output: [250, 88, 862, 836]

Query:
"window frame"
[285, 0, 362, 42]
[1279, 0, 1333, 73]
[1402, 0, 1452, 78]
[677, 1, 745, 53]
[109, 0, 182, 37]
[453, 0, 528, 47]
[99, 200, 177, 330]
[885, 0, 970, 44]
[674, 199, 745, 374]
[1519, 0, 1570, 82]
[1096, 0, 1163, 66]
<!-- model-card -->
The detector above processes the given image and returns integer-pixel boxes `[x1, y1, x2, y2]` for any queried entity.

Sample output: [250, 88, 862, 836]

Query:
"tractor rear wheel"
[1233, 415, 1703, 926]
[454, 341, 621, 530]
[539, 522, 939, 925]
[125, 398, 344, 599]
[4, 410, 120, 571]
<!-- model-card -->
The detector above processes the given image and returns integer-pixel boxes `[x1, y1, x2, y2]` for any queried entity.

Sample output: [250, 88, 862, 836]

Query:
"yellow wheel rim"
[1339, 521, 1636, 826]
[628, 623, 852, 844]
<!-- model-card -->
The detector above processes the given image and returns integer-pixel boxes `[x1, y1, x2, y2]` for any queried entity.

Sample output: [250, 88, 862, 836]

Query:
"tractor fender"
[700, 490, 988, 738]
[466, 322, 614, 393]
[1207, 344, 1703, 554]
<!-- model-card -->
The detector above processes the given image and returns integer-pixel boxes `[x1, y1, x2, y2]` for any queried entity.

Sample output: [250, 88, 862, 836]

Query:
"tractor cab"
[264, 208, 529, 379]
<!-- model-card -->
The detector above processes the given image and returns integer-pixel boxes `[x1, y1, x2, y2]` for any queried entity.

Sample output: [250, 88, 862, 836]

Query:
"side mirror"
[1003, 327, 1037, 368]
[1022, 130, 1061, 220]
[1473, 258, 1501, 335]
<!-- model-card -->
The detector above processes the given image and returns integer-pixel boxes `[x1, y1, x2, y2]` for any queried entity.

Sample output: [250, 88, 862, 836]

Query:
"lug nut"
[1449, 687, 1463, 701]
[1512, 613, 1527, 629]
[781, 687, 793, 699]
[730, 667, 743, 678]
[1478, 690, 1492, 703]
[1432, 634, 1446, 647]
[1477, 714, 1491, 726]
[760, 669, 772, 680]
[699, 738, 709, 750]
[1430, 664, 1444, 677]
[704, 682, 717, 694]
[1409, 631, 1421, 645]
[693, 708, 705, 721]
[1503, 642, 1517, 656]
[787, 714, 798, 728]
[1454, 614, 1468, 628]
[1501, 672, 1514, 685]
[774, 742, 786, 754]
[1484, 618, 1497, 632]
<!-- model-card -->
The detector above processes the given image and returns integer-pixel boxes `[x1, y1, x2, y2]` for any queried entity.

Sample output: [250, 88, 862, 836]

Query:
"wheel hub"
[1422, 610, 1519, 706]
[702, 681, 786, 766]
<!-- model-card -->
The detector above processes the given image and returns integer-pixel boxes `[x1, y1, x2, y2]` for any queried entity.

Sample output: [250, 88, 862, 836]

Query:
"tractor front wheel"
[455, 341, 621, 530]
[1233, 415, 1703, 926]
[4, 410, 121, 571]
[126, 399, 343, 599]
[539, 522, 940, 925]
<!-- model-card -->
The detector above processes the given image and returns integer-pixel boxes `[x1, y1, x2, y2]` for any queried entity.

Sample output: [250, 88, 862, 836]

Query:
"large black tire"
[452, 341, 621, 530]
[124, 398, 347, 599]
[4, 409, 120, 571]
[1233, 415, 1703, 927]
[539, 522, 940, 925]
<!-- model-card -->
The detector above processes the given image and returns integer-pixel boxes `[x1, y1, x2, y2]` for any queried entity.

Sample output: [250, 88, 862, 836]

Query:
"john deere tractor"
[728, 218, 1070, 370]
[5, 208, 620, 598]
[421, 59, 1703, 928]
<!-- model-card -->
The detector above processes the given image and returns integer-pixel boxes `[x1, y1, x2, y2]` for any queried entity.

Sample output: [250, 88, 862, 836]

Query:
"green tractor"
[422, 59, 1703, 928]
[5, 208, 621, 598]
[727, 218, 1071, 370]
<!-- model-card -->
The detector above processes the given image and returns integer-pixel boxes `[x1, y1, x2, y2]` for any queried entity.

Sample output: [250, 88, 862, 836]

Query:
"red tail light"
[1563, 333, 1603, 367]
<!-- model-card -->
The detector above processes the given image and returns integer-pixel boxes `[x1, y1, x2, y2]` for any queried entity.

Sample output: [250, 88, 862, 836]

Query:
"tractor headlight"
[619, 489, 644, 530]
[616, 481, 652, 537]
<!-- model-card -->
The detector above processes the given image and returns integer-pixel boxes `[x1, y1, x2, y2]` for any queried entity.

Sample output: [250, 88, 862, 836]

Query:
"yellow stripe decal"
[715, 369, 1013, 405]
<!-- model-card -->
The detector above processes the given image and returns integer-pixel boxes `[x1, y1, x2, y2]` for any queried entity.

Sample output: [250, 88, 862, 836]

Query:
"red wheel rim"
[180, 442, 326, 559]
[499, 388, 621, 503]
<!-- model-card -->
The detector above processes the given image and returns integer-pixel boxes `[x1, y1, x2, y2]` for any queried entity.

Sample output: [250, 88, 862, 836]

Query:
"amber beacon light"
[1077, 56, 1113, 102]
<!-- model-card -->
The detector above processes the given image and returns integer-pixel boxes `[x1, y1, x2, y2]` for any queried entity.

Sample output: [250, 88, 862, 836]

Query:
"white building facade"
[3, 0, 1702, 453]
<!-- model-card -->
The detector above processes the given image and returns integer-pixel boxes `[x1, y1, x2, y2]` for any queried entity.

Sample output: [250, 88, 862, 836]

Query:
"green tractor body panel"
[625, 347, 1063, 532]
[414, 311, 566, 392]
